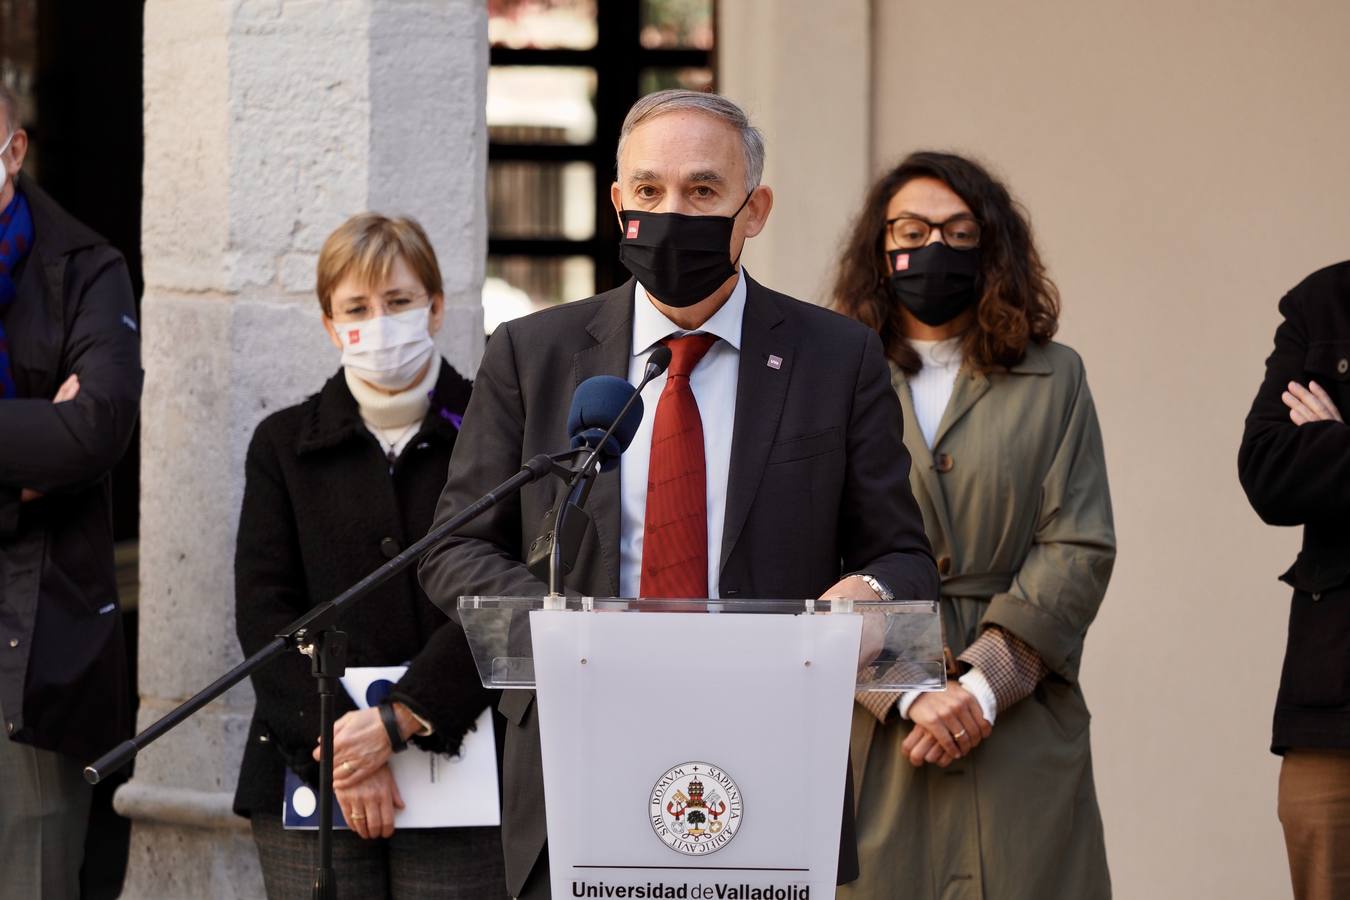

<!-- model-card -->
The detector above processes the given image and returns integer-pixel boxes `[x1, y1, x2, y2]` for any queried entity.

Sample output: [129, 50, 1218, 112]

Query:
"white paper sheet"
[282, 665, 500, 829]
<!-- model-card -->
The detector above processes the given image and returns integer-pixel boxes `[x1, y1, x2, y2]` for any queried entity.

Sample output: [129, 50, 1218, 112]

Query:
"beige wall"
[718, 0, 872, 302]
[727, 1, 1350, 897]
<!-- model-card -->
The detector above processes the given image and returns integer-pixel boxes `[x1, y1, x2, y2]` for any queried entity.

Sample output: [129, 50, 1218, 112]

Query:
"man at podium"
[420, 89, 938, 899]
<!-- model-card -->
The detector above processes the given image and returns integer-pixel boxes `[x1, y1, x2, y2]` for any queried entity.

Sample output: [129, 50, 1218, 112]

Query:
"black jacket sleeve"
[0, 486, 17, 537]
[419, 322, 555, 606]
[1239, 282, 1350, 526]
[840, 328, 939, 601]
[234, 421, 356, 782]
[0, 248, 142, 495]
[390, 619, 494, 756]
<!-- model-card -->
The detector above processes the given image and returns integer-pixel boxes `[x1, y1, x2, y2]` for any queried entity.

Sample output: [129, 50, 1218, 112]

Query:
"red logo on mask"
[894, 254, 910, 271]
[348, 329, 361, 344]
[626, 220, 640, 239]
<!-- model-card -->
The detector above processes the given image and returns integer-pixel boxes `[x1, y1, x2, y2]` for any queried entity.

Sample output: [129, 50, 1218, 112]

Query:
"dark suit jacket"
[419, 275, 938, 896]
[1239, 260, 1350, 753]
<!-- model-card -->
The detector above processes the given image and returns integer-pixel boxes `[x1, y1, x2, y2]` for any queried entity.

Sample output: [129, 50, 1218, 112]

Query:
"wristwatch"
[378, 700, 409, 753]
[855, 573, 894, 602]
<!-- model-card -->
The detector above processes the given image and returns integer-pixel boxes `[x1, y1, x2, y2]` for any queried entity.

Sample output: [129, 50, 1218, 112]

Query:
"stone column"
[116, 2, 486, 895]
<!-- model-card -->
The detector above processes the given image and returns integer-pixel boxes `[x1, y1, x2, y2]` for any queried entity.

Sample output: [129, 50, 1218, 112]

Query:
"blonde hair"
[315, 213, 443, 317]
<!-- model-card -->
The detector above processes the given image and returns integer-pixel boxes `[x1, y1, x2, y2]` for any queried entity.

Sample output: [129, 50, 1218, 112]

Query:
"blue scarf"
[0, 189, 34, 398]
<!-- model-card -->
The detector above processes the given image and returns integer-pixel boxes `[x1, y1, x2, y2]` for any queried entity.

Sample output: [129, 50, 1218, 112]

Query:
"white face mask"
[337, 307, 436, 391]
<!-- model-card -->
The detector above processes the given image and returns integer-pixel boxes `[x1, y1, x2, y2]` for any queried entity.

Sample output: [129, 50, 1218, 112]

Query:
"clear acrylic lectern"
[458, 595, 945, 692]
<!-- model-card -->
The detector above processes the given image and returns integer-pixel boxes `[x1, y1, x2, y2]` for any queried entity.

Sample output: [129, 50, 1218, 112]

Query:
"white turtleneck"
[345, 360, 438, 461]
[908, 337, 963, 449]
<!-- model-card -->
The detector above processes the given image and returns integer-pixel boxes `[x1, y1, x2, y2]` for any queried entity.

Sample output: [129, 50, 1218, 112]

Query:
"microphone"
[567, 345, 672, 473]
[567, 376, 645, 473]
[645, 345, 673, 381]
[528, 347, 671, 589]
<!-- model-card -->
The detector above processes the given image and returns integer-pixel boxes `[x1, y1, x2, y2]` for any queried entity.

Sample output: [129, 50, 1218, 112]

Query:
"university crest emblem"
[650, 761, 744, 855]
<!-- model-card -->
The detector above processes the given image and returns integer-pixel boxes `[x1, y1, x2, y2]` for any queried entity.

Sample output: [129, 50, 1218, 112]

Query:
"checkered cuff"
[957, 626, 1050, 711]
[855, 688, 903, 723]
[854, 661, 931, 724]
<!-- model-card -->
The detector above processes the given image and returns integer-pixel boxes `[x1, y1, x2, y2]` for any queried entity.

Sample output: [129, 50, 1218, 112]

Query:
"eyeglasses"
[330, 292, 430, 323]
[0, 132, 12, 157]
[886, 215, 981, 251]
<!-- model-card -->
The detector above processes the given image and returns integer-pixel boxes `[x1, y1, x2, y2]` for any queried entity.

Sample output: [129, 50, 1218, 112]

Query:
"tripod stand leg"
[308, 629, 348, 900]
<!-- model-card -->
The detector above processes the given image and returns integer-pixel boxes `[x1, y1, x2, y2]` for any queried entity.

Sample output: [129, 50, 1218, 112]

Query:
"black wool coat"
[233, 360, 492, 816]
[0, 173, 141, 761]
[1239, 260, 1350, 752]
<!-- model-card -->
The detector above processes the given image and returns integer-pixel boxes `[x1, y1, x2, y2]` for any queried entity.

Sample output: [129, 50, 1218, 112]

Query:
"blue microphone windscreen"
[567, 375, 644, 471]
[572, 428, 622, 472]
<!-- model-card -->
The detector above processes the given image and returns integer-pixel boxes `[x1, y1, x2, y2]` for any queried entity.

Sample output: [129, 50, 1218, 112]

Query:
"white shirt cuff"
[406, 708, 434, 737]
[958, 667, 998, 725]
[897, 690, 922, 720]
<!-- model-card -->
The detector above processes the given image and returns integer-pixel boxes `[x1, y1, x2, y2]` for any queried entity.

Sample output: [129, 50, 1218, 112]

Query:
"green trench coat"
[842, 341, 1116, 900]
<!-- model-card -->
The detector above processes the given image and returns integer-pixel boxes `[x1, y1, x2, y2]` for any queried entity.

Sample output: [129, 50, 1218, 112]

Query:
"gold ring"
[349, 813, 366, 820]
[342, 761, 355, 775]
[953, 730, 967, 740]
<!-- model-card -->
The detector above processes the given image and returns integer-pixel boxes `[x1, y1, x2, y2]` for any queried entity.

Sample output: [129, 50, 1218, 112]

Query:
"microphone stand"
[84, 450, 578, 900]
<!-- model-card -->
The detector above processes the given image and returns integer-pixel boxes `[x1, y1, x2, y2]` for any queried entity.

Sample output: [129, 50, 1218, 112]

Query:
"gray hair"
[616, 90, 765, 193]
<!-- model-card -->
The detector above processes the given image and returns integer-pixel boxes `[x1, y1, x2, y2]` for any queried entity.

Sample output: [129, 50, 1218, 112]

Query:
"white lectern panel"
[532, 609, 860, 900]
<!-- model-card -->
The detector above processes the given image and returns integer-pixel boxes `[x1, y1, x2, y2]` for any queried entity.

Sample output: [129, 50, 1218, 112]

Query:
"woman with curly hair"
[835, 152, 1116, 899]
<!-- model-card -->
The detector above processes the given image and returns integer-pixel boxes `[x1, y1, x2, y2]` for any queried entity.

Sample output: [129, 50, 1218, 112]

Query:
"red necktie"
[640, 333, 719, 598]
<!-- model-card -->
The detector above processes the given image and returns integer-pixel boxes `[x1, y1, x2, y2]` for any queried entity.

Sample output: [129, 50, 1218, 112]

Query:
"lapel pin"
[767, 354, 783, 370]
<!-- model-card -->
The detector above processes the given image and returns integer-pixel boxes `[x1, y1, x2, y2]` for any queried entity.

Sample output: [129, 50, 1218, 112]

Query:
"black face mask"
[619, 193, 752, 308]
[888, 243, 982, 327]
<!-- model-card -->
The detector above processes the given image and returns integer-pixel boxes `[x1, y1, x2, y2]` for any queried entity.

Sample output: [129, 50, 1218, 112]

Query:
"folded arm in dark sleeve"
[839, 328, 939, 602]
[0, 249, 142, 495]
[1239, 285, 1350, 526]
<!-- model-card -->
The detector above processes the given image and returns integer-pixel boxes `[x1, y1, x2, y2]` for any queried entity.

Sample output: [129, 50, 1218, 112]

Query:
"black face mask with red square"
[618, 192, 752, 309]
[889, 244, 983, 327]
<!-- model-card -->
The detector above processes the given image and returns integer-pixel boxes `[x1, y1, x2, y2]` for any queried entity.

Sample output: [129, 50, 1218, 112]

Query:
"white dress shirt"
[618, 272, 746, 599]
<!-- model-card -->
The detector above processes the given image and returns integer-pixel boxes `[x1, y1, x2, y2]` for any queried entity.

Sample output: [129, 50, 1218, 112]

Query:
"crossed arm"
[0, 250, 141, 533]
[1283, 379, 1342, 425]
[15, 375, 81, 502]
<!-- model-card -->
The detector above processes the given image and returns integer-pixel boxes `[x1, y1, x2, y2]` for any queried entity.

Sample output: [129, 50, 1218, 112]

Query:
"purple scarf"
[0, 189, 35, 398]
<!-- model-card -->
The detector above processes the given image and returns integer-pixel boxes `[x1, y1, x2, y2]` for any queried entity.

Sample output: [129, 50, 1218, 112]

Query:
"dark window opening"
[485, 0, 716, 329]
